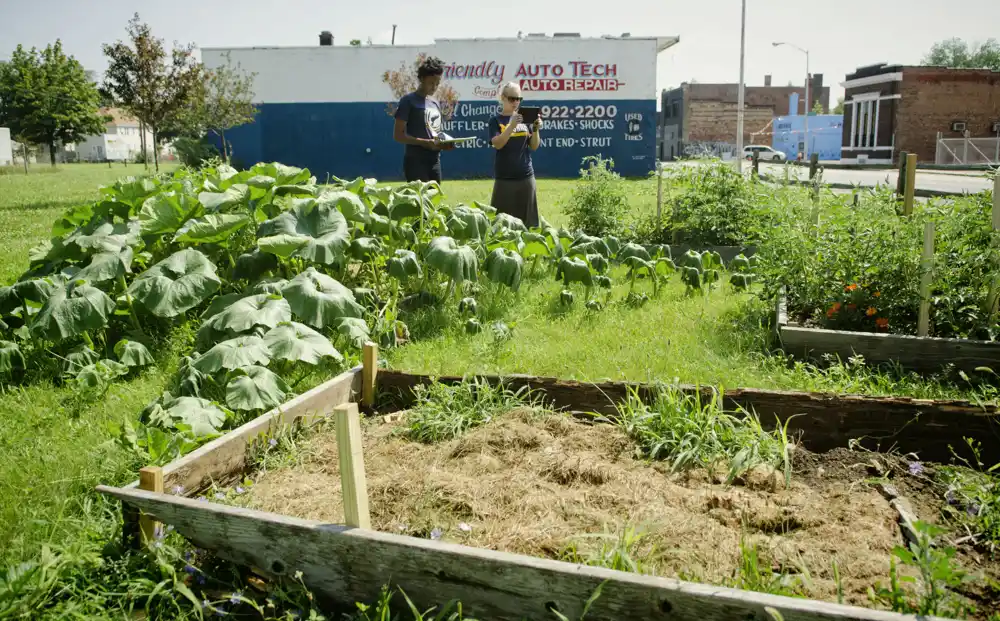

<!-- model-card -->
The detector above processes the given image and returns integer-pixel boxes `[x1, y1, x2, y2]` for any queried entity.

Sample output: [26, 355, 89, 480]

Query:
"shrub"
[564, 155, 629, 237]
[172, 136, 220, 168]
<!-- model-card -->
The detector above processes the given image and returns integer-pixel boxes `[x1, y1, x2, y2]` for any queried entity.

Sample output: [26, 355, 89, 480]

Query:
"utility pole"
[735, 0, 747, 174]
[392, 25, 397, 45]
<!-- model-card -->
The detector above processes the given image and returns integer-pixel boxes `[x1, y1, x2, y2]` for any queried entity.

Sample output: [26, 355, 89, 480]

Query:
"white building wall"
[0, 128, 12, 166]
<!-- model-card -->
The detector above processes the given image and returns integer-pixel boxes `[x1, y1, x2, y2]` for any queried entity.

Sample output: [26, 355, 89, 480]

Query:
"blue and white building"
[771, 93, 844, 161]
[201, 33, 679, 180]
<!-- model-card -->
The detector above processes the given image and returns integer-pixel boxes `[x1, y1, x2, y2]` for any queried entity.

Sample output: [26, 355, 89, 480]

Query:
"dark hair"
[417, 56, 445, 79]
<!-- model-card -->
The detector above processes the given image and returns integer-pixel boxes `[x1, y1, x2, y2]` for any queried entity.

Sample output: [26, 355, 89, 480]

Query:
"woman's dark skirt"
[490, 175, 539, 228]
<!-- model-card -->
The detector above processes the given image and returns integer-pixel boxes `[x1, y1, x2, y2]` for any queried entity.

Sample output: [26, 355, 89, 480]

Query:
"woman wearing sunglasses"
[487, 81, 542, 228]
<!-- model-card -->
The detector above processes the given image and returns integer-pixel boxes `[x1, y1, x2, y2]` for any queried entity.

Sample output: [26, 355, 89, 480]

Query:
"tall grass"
[615, 384, 795, 484]
[402, 377, 545, 443]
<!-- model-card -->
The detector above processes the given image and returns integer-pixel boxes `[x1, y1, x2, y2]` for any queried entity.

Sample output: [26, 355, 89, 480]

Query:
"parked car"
[743, 145, 786, 162]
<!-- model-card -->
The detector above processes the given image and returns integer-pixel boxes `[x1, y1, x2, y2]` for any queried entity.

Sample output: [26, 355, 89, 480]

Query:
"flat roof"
[202, 35, 680, 54]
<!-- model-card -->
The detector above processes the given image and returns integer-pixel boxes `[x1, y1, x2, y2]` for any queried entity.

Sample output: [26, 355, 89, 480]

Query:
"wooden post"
[751, 150, 759, 177]
[138, 466, 163, 546]
[918, 221, 935, 337]
[335, 403, 371, 529]
[362, 342, 378, 408]
[655, 161, 663, 229]
[902, 153, 917, 216]
[896, 152, 908, 196]
[994, 173, 1000, 230]
[809, 153, 819, 180]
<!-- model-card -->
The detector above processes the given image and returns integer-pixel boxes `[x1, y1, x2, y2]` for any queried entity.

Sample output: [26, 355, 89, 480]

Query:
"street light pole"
[736, 0, 747, 173]
[773, 41, 810, 160]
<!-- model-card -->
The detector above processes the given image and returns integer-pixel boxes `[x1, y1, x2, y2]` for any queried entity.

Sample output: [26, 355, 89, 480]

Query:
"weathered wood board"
[129, 366, 361, 495]
[377, 370, 1000, 463]
[97, 486, 935, 621]
[775, 292, 1000, 375]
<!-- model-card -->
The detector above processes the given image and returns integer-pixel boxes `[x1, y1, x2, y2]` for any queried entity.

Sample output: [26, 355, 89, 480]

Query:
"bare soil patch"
[245, 409, 973, 609]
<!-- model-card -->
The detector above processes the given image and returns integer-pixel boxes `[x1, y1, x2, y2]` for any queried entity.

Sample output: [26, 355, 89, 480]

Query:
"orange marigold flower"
[873, 291, 881, 297]
[866, 306, 877, 316]
[845, 284, 858, 292]
[875, 317, 889, 329]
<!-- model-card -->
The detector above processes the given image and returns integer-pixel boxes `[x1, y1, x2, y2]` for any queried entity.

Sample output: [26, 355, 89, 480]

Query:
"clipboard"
[436, 136, 477, 145]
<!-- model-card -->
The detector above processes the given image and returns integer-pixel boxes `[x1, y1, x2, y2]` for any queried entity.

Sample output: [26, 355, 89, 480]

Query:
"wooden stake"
[362, 341, 378, 408]
[752, 150, 760, 176]
[896, 152, 907, 196]
[993, 173, 999, 231]
[903, 153, 917, 216]
[138, 466, 163, 545]
[918, 221, 935, 337]
[809, 153, 819, 180]
[335, 403, 371, 529]
[655, 161, 663, 229]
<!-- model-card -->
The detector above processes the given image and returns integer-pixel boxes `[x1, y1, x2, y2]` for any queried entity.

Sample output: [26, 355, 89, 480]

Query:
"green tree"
[833, 96, 845, 115]
[101, 13, 203, 172]
[0, 41, 106, 166]
[168, 53, 256, 163]
[811, 100, 824, 114]
[922, 38, 1000, 70]
[350, 39, 362, 47]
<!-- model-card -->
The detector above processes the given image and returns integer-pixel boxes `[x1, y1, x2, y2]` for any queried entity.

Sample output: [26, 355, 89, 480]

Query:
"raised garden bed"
[98, 353, 1000, 620]
[774, 291, 1000, 375]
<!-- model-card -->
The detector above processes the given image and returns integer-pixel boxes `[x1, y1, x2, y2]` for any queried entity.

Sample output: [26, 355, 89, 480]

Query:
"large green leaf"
[198, 184, 250, 213]
[0, 277, 62, 314]
[520, 232, 551, 258]
[0, 341, 24, 374]
[173, 214, 250, 245]
[192, 336, 272, 374]
[66, 220, 141, 254]
[63, 343, 100, 375]
[198, 294, 292, 343]
[129, 249, 222, 318]
[160, 396, 231, 437]
[138, 191, 204, 236]
[484, 248, 524, 291]
[257, 198, 350, 265]
[72, 359, 129, 398]
[75, 248, 134, 284]
[569, 235, 611, 259]
[446, 206, 490, 241]
[30, 280, 115, 342]
[320, 189, 368, 223]
[101, 176, 160, 212]
[250, 278, 288, 296]
[555, 257, 594, 287]
[282, 268, 364, 329]
[349, 237, 383, 261]
[263, 321, 342, 365]
[425, 236, 478, 283]
[334, 317, 371, 348]
[492, 212, 527, 233]
[387, 249, 422, 280]
[225, 365, 289, 411]
[114, 339, 155, 368]
[253, 162, 313, 186]
[619, 243, 652, 262]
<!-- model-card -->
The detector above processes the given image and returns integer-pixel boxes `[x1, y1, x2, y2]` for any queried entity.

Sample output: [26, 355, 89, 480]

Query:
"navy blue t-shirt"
[488, 115, 534, 180]
[395, 92, 442, 162]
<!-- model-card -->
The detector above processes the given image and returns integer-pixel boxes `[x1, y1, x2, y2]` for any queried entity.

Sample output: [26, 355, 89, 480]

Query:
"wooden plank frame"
[774, 292, 1000, 379]
[102, 364, 998, 620]
[125, 365, 362, 495]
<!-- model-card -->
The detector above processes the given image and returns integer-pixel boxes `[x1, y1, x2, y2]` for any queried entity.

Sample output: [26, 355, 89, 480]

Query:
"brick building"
[660, 74, 830, 160]
[840, 63, 1000, 164]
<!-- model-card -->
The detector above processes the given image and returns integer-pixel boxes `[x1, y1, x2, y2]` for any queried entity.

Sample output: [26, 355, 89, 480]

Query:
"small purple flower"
[269, 438, 278, 448]
[202, 599, 211, 609]
[214, 492, 225, 500]
[229, 591, 242, 605]
[215, 606, 226, 617]
[198, 496, 207, 502]
[430, 527, 443, 540]
[458, 522, 472, 532]
[235, 486, 245, 495]
[184, 550, 193, 561]
[908, 461, 924, 475]
[197, 574, 207, 585]
[946, 490, 957, 505]
[154, 524, 166, 540]
[184, 564, 196, 574]
[171, 485, 185, 495]
[968, 503, 980, 517]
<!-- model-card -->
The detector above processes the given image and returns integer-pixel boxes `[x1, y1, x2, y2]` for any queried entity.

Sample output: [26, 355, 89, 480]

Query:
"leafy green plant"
[868, 521, 975, 618]
[728, 535, 808, 597]
[564, 156, 629, 237]
[560, 525, 652, 574]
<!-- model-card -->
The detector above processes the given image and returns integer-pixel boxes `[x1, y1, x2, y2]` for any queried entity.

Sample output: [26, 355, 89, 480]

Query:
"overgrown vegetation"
[615, 384, 795, 484]
[563, 155, 630, 237]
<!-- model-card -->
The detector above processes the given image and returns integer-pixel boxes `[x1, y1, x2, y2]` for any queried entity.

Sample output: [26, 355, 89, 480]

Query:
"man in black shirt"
[393, 57, 454, 183]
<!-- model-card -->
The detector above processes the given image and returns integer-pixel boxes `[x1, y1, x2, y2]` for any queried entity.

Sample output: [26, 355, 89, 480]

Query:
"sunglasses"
[506, 95, 523, 102]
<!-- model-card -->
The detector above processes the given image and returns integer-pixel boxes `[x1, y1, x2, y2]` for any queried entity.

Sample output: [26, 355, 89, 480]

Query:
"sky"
[2, 0, 999, 106]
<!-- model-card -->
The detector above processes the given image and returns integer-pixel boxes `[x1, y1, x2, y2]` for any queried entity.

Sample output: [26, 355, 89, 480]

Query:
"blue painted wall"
[771, 114, 844, 161]
[223, 99, 657, 180]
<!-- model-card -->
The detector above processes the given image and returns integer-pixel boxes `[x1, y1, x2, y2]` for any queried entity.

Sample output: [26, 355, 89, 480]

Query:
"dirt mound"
[248, 410, 902, 607]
